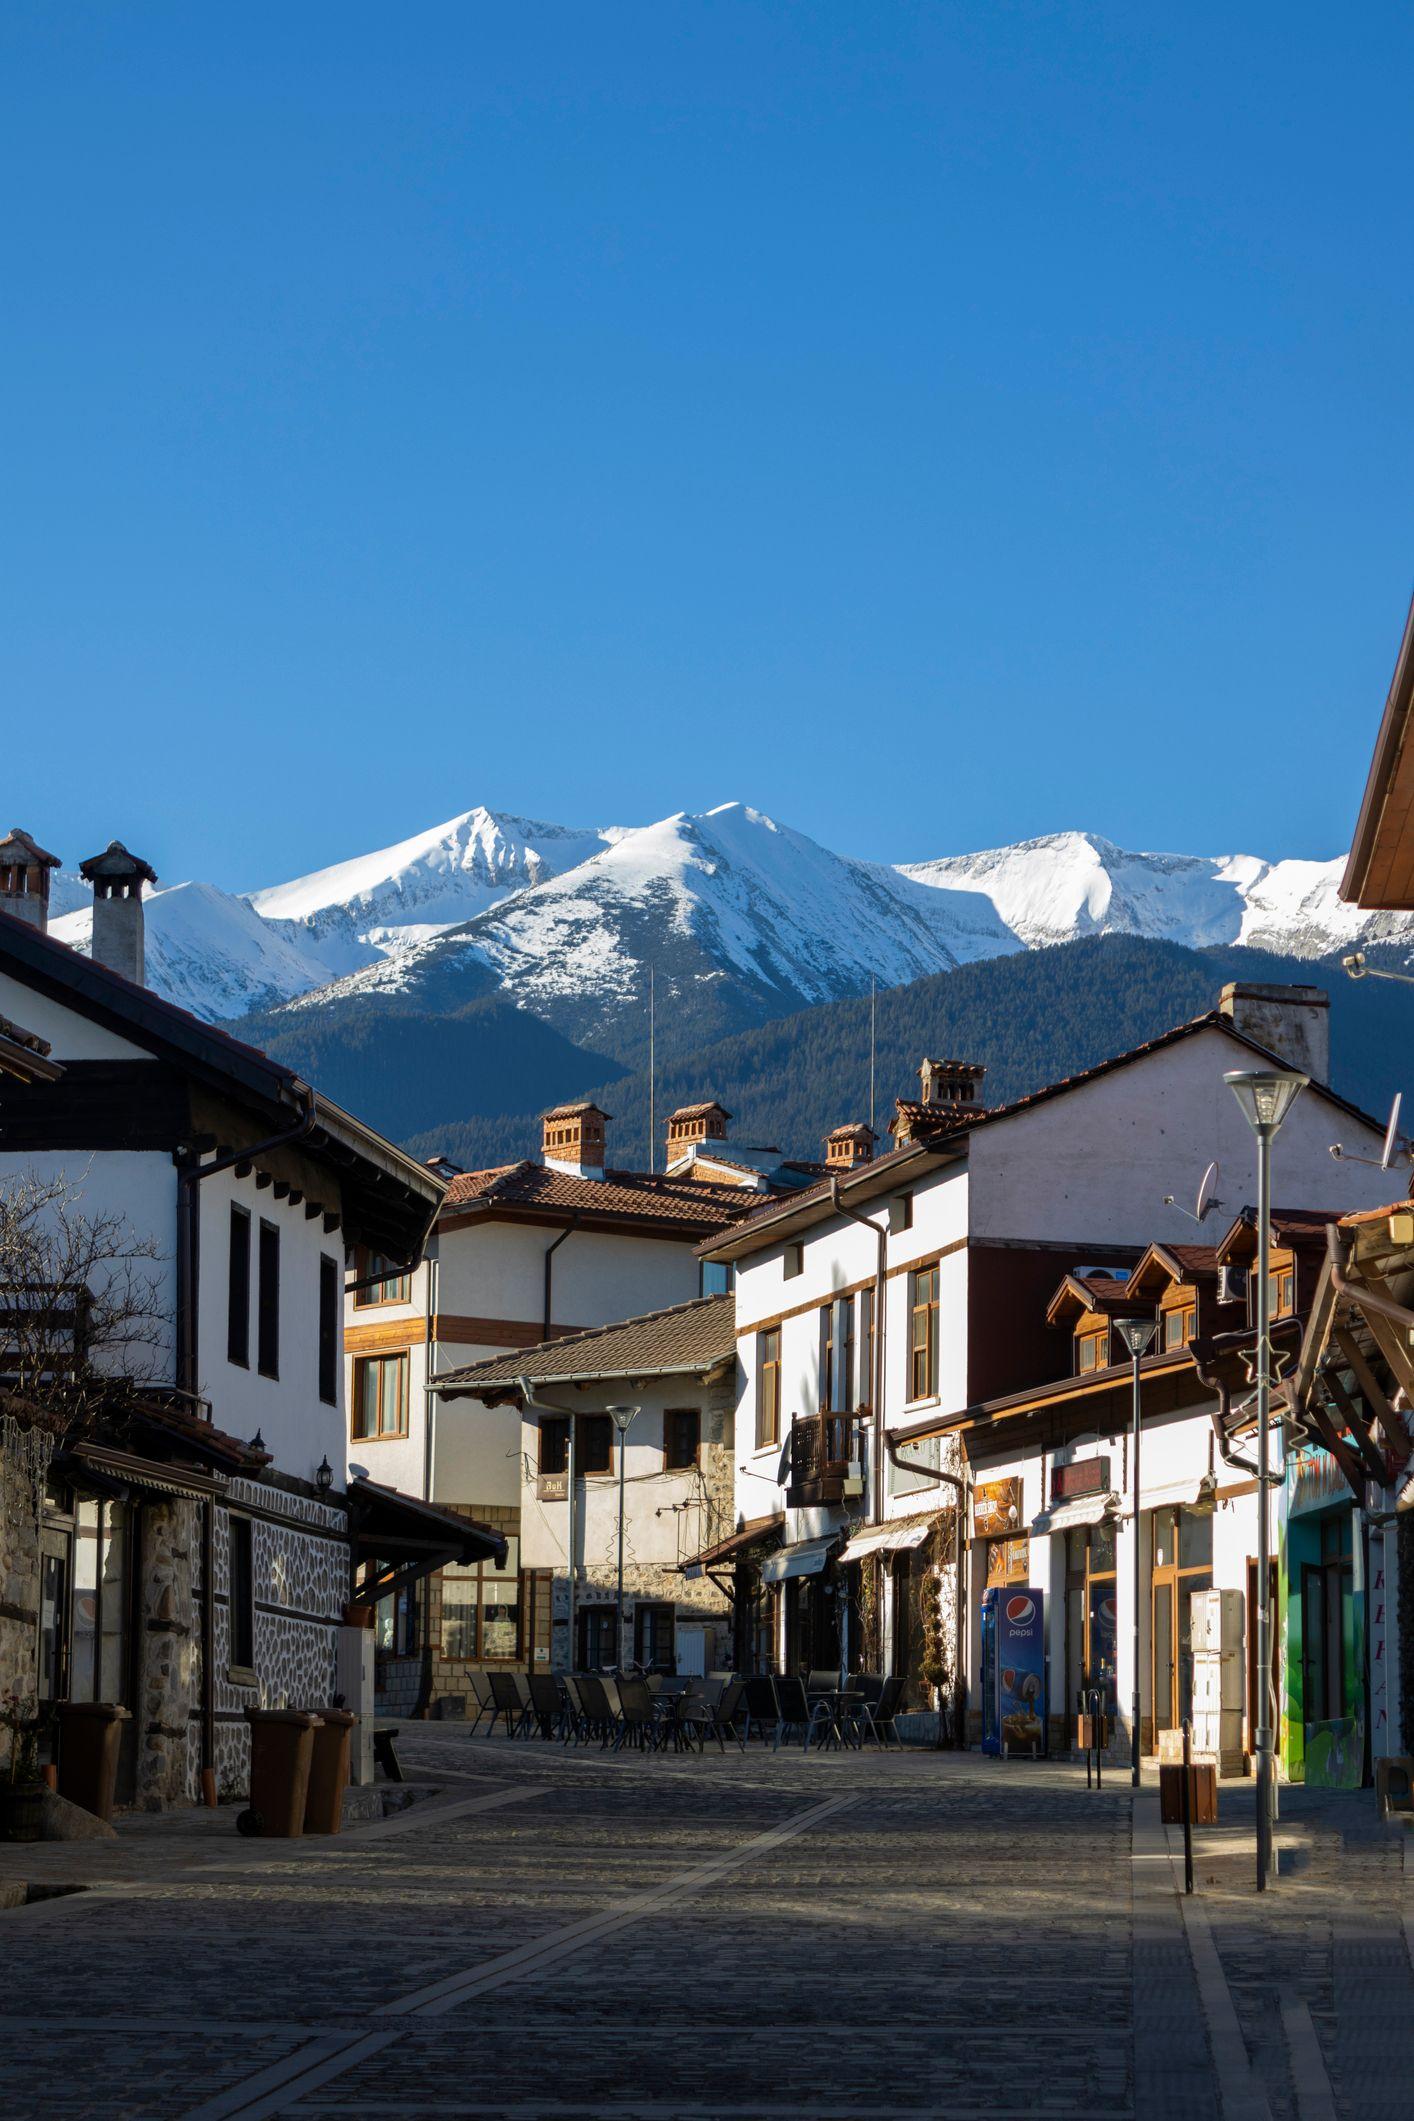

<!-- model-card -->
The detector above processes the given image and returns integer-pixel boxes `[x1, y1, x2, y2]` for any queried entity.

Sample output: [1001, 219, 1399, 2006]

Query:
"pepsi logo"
[1005, 1594, 1035, 1626]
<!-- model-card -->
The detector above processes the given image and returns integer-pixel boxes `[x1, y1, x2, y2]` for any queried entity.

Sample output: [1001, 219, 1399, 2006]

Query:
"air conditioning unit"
[1217, 1264, 1247, 1306]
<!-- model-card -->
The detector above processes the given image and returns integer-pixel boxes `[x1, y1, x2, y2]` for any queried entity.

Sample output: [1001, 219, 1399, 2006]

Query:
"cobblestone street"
[1, 1729, 1410, 2120]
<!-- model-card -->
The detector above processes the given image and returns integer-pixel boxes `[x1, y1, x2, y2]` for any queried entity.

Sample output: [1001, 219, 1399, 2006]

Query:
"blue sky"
[3, 4, 1411, 893]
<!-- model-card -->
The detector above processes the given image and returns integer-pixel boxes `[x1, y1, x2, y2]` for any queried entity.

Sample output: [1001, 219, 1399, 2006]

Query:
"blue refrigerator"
[981, 1585, 1047, 1757]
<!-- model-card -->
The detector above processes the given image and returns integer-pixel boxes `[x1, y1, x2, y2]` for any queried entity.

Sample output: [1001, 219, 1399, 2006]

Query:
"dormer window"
[1162, 1299, 1197, 1351]
[1274, 1266, 1296, 1318]
[1076, 1327, 1109, 1374]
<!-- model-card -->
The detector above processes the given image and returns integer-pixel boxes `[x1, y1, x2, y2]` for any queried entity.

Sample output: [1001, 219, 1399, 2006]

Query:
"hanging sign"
[973, 1477, 1023, 1539]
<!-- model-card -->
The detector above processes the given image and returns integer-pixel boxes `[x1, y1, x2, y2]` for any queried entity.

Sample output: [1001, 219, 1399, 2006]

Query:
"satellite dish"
[1163, 1160, 1223, 1226]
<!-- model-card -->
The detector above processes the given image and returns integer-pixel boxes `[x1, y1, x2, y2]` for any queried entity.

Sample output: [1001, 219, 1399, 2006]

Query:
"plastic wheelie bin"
[56, 1702, 131, 1821]
[304, 1709, 357, 1834]
[238, 1708, 319, 1837]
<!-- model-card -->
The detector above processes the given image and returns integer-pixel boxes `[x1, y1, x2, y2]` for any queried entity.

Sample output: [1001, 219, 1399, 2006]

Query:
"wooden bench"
[373, 1725, 403, 1783]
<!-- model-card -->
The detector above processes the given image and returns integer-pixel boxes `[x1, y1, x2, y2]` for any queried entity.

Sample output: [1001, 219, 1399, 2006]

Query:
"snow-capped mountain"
[249, 807, 621, 976]
[43, 806, 1414, 1028]
[51, 881, 346, 1022]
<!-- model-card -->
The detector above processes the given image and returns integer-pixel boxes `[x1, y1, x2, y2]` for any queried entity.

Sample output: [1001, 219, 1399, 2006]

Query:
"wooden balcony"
[786, 1411, 864, 1509]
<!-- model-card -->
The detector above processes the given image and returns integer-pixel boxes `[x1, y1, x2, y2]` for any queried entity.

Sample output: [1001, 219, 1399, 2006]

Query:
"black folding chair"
[487, 1673, 529, 1739]
[742, 1674, 781, 1745]
[772, 1675, 837, 1752]
[527, 1673, 564, 1739]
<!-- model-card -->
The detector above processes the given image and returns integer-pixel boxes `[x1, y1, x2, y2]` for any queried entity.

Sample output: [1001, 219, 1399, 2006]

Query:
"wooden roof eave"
[1342, 586, 1414, 907]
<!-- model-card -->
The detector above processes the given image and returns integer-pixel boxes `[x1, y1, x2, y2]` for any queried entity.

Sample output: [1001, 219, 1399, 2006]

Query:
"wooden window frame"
[908, 1264, 939, 1403]
[757, 1327, 781, 1449]
[353, 1246, 412, 1310]
[1076, 1326, 1109, 1375]
[664, 1407, 701, 1472]
[227, 1204, 250, 1370]
[318, 1253, 339, 1407]
[633, 1600, 677, 1670]
[351, 1350, 410, 1442]
[439, 1539, 522, 1665]
[1161, 1300, 1196, 1353]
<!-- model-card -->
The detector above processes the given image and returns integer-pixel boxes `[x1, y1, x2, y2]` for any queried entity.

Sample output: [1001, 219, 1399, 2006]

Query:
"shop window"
[1151, 1506, 1214, 1740]
[986, 1536, 1030, 1586]
[634, 1602, 676, 1671]
[375, 1575, 418, 1657]
[440, 1537, 521, 1663]
[757, 1328, 781, 1448]
[664, 1408, 700, 1470]
[577, 1604, 618, 1670]
[1065, 1523, 1118, 1721]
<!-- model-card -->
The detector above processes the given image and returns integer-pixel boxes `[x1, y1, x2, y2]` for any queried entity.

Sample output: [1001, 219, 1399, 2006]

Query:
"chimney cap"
[667, 1101, 732, 1125]
[541, 1100, 612, 1123]
[0, 827, 61, 869]
[824, 1121, 878, 1144]
[79, 839, 158, 887]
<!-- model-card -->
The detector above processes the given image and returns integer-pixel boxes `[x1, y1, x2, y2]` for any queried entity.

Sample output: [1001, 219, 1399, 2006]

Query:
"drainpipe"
[176, 1085, 316, 1783]
[884, 1432, 971, 1749]
[519, 1375, 578, 1665]
[543, 1215, 580, 1339]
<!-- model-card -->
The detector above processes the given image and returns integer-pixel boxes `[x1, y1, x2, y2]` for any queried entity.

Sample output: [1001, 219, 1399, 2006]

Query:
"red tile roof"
[441, 1160, 767, 1232]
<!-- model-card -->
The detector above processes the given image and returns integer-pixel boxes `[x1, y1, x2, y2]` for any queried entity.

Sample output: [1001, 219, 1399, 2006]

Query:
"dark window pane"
[539, 1417, 569, 1474]
[229, 1517, 254, 1669]
[578, 1415, 613, 1474]
[257, 1221, 280, 1379]
[227, 1207, 250, 1368]
[318, 1255, 339, 1406]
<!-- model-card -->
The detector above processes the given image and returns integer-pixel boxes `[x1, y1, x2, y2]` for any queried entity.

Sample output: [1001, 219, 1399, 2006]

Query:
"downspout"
[177, 1084, 316, 1783]
[1191, 1351, 1262, 1479]
[884, 1432, 971, 1749]
[543, 1214, 580, 1339]
[519, 1375, 578, 1665]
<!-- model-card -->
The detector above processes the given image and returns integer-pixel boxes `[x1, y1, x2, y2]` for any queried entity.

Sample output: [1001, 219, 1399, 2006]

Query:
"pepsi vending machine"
[981, 1585, 1047, 1757]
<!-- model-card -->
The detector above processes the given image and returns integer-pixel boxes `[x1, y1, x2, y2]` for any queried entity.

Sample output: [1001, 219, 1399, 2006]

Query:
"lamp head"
[1342, 951, 1367, 980]
[605, 1402, 639, 1434]
[1115, 1314, 1158, 1360]
[1224, 1068, 1308, 1136]
[315, 1454, 333, 1494]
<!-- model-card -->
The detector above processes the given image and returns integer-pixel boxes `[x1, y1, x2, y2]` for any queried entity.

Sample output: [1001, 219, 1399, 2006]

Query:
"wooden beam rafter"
[1331, 1322, 1410, 1469]
[1318, 1365, 1386, 1482]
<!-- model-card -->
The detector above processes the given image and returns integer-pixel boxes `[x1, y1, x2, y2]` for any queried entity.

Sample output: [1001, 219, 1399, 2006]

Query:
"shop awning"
[1127, 1472, 1217, 1518]
[1032, 1492, 1120, 1536]
[837, 1516, 937, 1564]
[760, 1536, 836, 1584]
[680, 1512, 783, 1578]
[347, 1478, 507, 1611]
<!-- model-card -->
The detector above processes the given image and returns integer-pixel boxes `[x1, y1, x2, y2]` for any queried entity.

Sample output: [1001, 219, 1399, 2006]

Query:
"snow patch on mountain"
[52, 881, 344, 1022]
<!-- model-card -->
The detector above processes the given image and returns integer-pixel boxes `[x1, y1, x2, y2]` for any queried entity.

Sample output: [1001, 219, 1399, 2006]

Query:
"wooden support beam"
[234, 1160, 252, 1180]
[286, 1188, 303, 1208]
[272, 1180, 291, 1203]
[304, 1200, 323, 1220]
[1319, 1366, 1386, 1481]
[1356, 1300, 1414, 1407]
[323, 1211, 341, 1235]
[1302, 1399, 1368, 1498]
[255, 1170, 272, 1191]
[1331, 1323, 1410, 1469]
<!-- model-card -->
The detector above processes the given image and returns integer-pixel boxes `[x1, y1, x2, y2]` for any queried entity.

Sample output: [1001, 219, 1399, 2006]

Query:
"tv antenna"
[1163, 1159, 1223, 1226]
[1329, 1090, 1408, 1171]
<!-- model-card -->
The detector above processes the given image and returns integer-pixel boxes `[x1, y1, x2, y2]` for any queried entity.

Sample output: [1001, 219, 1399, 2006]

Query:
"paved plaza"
[1, 1728, 1411, 2120]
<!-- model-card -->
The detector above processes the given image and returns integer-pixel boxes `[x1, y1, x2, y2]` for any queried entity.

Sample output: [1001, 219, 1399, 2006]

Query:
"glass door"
[1150, 1507, 1213, 1743]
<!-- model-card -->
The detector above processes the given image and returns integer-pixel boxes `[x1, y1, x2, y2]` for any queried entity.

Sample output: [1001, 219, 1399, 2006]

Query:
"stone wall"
[135, 1496, 197, 1810]
[0, 1419, 44, 1709]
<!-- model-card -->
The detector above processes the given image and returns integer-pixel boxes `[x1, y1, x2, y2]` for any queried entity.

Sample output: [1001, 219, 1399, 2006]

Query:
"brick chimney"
[825, 1122, 877, 1172]
[0, 828, 61, 933]
[890, 1056, 987, 1146]
[1219, 982, 1330, 1086]
[664, 1103, 731, 1167]
[542, 1102, 610, 1179]
[79, 840, 158, 986]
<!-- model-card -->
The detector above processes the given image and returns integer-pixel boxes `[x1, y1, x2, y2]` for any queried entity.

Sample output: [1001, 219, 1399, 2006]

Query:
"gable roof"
[1214, 1206, 1347, 1263]
[1045, 1271, 1141, 1329]
[1125, 1242, 1223, 1300]
[440, 1159, 768, 1237]
[1342, 587, 1414, 907]
[702, 1010, 1388, 1263]
[0, 906, 441, 1257]
[433, 1292, 737, 1401]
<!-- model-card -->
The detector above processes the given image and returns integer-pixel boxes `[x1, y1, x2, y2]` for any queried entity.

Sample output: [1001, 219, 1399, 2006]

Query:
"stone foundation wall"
[0, 1424, 42, 1708]
[135, 1497, 197, 1810]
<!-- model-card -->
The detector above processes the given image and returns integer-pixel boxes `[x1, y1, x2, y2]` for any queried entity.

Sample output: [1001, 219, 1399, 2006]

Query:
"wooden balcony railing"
[787, 1411, 864, 1507]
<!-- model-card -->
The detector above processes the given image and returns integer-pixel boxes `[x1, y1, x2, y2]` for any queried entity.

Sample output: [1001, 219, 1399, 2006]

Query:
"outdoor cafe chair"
[488, 1670, 531, 1739]
[613, 1675, 657, 1752]
[527, 1673, 564, 1740]
[772, 1675, 837, 1752]
[805, 1668, 840, 1698]
[675, 1693, 724, 1754]
[742, 1674, 781, 1745]
[688, 1675, 726, 1711]
[576, 1672, 621, 1748]
[466, 1668, 496, 1737]
[859, 1673, 906, 1747]
[712, 1678, 748, 1752]
[560, 1674, 589, 1744]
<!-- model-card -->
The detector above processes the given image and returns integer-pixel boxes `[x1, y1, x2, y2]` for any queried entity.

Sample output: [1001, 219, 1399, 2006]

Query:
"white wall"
[197, 1164, 346, 1484]
[0, 974, 149, 1062]
[519, 1380, 724, 1580]
[437, 1218, 704, 1331]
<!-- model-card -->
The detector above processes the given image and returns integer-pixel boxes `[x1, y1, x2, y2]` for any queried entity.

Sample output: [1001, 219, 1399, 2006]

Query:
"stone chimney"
[79, 840, 158, 986]
[917, 1057, 987, 1111]
[541, 1102, 610, 1179]
[664, 1103, 731, 1167]
[825, 1122, 877, 1172]
[1219, 982, 1330, 1086]
[0, 828, 61, 932]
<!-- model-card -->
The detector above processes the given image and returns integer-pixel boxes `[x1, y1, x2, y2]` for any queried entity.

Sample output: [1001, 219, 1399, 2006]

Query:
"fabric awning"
[837, 1517, 937, 1564]
[760, 1536, 836, 1584]
[1032, 1492, 1121, 1536]
[1126, 1472, 1217, 1518]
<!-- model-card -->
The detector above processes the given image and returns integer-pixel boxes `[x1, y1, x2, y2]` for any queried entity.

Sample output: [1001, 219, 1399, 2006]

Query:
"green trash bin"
[239, 1709, 319, 1837]
[304, 1710, 357, 1835]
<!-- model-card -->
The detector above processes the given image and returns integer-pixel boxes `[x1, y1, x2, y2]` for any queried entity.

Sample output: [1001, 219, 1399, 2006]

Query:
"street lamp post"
[606, 1404, 639, 1667]
[1116, 1315, 1159, 1789]
[1225, 1066, 1307, 1893]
